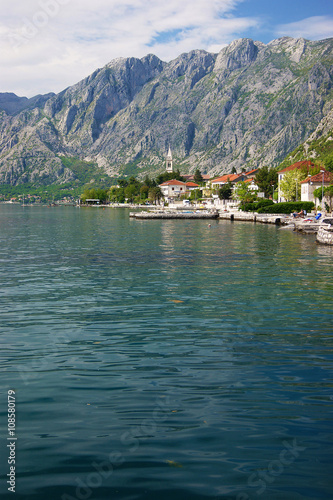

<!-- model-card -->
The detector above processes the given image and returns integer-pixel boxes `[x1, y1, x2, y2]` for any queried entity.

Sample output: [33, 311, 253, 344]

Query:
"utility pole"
[320, 170, 325, 207]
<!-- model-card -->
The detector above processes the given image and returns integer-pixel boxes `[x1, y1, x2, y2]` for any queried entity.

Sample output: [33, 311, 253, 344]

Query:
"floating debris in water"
[166, 460, 183, 468]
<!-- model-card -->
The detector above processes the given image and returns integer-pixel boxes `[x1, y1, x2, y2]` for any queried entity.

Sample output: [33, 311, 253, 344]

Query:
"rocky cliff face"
[1, 37, 333, 185]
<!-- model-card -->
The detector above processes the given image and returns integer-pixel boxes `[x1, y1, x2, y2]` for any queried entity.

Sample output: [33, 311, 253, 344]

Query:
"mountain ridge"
[1, 36, 333, 185]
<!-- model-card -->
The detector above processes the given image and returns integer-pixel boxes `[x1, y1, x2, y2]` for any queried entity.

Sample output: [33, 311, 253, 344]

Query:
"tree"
[218, 182, 232, 200]
[118, 179, 128, 188]
[189, 189, 202, 201]
[108, 187, 125, 203]
[254, 166, 278, 198]
[313, 186, 323, 202]
[280, 169, 307, 202]
[148, 187, 163, 205]
[324, 185, 333, 211]
[140, 185, 149, 200]
[324, 154, 333, 173]
[231, 167, 237, 174]
[143, 175, 155, 188]
[233, 181, 256, 203]
[155, 170, 185, 185]
[193, 169, 203, 184]
[81, 188, 108, 203]
[124, 184, 137, 202]
[314, 184, 333, 210]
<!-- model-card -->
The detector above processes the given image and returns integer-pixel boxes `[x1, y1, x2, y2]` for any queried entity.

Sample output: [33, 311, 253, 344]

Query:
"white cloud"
[0, 0, 260, 97]
[276, 16, 333, 41]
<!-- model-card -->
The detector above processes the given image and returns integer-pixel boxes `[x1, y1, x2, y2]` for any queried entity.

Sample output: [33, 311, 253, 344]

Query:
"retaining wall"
[316, 227, 333, 245]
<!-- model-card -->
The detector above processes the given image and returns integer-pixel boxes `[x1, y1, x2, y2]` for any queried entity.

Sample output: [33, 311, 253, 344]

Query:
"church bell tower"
[166, 146, 173, 173]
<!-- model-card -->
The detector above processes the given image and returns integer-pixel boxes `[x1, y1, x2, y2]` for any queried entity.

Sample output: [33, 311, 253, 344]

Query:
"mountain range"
[1, 36, 333, 186]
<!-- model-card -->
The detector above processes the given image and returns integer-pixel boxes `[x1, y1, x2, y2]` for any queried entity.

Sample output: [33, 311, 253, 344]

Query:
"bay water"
[0, 204, 332, 500]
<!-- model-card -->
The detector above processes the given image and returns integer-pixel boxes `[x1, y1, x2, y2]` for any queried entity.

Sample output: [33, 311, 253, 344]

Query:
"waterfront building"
[209, 169, 259, 190]
[159, 180, 199, 201]
[277, 160, 317, 202]
[301, 171, 333, 207]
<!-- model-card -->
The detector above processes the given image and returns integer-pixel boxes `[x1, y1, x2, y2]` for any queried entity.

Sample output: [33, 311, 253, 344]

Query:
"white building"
[301, 170, 333, 207]
[160, 179, 186, 198]
[159, 180, 199, 200]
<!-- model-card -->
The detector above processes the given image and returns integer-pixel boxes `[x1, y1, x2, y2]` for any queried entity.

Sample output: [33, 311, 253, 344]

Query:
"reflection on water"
[0, 205, 332, 500]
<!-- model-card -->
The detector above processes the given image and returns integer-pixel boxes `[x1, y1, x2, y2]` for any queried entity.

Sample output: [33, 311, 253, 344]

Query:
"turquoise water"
[0, 204, 332, 500]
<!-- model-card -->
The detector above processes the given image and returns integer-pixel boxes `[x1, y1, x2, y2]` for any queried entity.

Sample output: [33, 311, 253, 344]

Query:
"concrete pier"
[130, 210, 219, 219]
[218, 211, 290, 225]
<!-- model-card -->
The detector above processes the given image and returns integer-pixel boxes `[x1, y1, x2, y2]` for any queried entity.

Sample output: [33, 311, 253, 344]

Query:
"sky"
[1, 0, 333, 97]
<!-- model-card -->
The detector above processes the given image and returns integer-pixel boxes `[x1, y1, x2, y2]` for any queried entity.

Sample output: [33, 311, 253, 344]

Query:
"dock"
[130, 209, 219, 219]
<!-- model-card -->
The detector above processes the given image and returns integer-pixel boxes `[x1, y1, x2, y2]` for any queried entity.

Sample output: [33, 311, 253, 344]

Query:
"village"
[126, 148, 333, 246]
[156, 147, 333, 211]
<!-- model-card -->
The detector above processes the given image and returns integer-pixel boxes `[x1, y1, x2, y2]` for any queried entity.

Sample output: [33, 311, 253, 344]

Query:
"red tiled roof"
[185, 182, 199, 187]
[278, 160, 316, 174]
[160, 179, 186, 186]
[211, 173, 241, 183]
[301, 171, 333, 184]
[245, 169, 259, 176]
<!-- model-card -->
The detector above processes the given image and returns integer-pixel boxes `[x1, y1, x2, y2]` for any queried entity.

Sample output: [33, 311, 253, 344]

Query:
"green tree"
[108, 187, 125, 203]
[189, 189, 202, 201]
[218, 182, 232, 200]
[81, 188, 108, 203]
[143, 175, 155, 188]
[324, 155, 333, 172]
[140, 185, 149, 200]
[155, 170, 185, 185]
[193, 169, 204, 184]
[280, 169, 307, 202]
[314, 184, 333, 210]
[324, 185, 333, 211]
[231, 167, 237, 174]
[118, 179, 129, 188]
[148, 187, 163, 205]
[313, 186, 324, 202]
[124, 184, 137, 202]
[233, 181, 256, 203]
[254, 166, 278, 197]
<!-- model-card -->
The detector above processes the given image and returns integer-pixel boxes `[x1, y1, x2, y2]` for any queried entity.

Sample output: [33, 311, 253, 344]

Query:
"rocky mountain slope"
[1, 37, 333, 185]
[278, 107, 333, 171]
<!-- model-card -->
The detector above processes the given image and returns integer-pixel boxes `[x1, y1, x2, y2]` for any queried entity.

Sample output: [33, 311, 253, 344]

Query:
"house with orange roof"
[301, 170, 333, 207]
[210, 173, 244, 189]
[159, 179, 199, 200]
[185, 181, 200, 191]
[277, 160, 317, 202]
[244, 168, 259, 180]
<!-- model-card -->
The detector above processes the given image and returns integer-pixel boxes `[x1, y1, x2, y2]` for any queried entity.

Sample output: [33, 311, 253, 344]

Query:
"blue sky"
[1, 0, 333, 97]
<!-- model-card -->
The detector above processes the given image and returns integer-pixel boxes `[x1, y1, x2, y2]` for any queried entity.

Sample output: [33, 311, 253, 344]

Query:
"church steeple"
[166, 146, 173, 173]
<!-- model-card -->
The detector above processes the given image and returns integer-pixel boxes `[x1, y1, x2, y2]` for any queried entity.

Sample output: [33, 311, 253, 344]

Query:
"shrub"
[240, 199, 274, 212]
[257, 202, 314, 214]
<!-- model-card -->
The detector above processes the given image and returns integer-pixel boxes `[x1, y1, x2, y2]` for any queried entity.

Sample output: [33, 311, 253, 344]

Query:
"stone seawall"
[316, 227, 333, 245]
